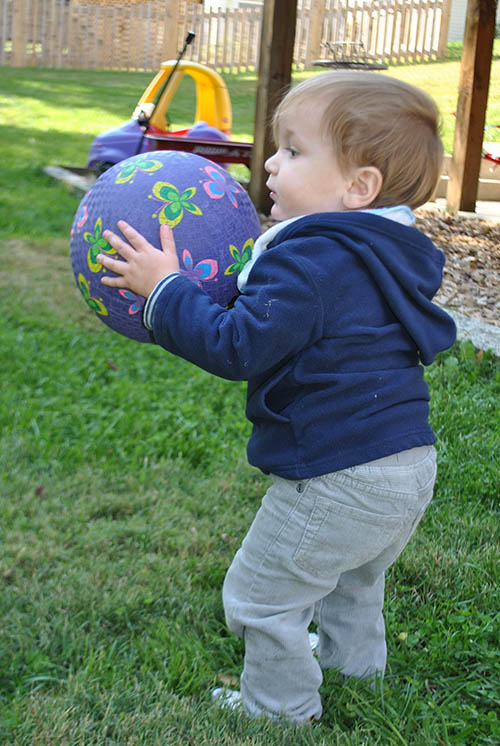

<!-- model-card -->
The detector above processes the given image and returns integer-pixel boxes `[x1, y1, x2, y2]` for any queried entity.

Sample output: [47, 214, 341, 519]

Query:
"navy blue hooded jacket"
[147, 212, 456, 479]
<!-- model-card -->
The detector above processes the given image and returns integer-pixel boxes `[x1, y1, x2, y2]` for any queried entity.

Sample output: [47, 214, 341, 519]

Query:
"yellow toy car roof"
[134, 60, 232, 135]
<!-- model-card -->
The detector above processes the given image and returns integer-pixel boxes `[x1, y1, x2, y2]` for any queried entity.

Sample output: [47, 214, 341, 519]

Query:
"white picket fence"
[0, 0, 450, 72]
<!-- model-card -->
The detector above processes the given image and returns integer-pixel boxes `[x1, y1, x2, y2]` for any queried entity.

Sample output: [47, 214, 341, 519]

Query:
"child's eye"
[287, 147, 299, 158]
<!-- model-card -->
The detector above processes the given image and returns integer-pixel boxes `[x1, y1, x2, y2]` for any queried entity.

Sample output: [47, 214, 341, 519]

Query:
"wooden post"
[249, 0, 297, 213]
[308, 0, 324, 67]
[11, 0, 27, 67]
[447, 0, 497, 213]
[162, 0, 179, 63]
[437, 0, 452, 59]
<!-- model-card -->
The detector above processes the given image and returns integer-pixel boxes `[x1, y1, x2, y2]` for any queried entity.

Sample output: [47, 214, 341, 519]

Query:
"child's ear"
[343, 166, 383, 210]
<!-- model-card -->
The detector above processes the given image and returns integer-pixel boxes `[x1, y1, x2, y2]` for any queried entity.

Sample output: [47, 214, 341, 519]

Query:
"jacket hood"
[271, 212, 456, 365]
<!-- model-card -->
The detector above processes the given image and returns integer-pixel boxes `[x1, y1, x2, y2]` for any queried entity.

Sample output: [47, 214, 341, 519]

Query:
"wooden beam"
[248, 0, 297, 213]
[447, 0, 497, 213]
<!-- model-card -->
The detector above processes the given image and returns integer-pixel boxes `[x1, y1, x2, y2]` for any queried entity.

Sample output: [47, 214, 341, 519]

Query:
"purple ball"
[70, 150, 261, 343]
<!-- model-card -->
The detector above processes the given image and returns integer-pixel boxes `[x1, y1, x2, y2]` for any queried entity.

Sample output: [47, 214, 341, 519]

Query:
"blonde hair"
[273, 71, 443, 210]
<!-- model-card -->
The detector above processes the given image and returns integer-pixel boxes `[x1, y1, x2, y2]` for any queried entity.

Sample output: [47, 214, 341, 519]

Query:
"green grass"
[1, 47, 499, 241]
[0, 56, 500, 745]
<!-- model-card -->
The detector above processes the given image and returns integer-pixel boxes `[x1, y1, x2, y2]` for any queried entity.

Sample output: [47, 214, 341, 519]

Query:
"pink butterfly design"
[118, 289, 143, 315]
[71, 203, 89, 237]
[179, 250, 218, 287]
[202, 165, 240, 208]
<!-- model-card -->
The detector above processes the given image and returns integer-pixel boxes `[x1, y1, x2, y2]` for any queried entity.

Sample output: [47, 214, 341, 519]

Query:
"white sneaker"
[309, 632, 319, 654]
[212, 687, 243, 711]
[212, 685, 320, 723]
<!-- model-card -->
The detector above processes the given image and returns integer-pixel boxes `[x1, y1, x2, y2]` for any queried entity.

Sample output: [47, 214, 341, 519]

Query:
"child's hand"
[97, 220, 180, 298]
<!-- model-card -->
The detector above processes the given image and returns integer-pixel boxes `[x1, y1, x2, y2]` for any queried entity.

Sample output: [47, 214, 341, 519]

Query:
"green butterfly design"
[224, 237, 254, 275]
[78, 273, 108, 316]
[83, 217, 117, 273]
[115, 156, 163, 184]
[149, 182, 202, 227]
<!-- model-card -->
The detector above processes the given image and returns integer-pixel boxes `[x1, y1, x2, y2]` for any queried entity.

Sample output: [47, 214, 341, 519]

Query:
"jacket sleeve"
[149, 245, 324, 380]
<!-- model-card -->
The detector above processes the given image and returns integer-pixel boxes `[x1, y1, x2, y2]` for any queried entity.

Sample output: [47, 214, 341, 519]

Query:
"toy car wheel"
[93, 161, 114, 177]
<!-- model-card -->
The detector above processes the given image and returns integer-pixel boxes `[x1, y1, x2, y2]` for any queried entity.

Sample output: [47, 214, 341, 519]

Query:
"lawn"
[0, 52, 499, 745]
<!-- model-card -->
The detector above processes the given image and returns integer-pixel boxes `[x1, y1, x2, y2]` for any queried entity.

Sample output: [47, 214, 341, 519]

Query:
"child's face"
[265, 100, 353, 221]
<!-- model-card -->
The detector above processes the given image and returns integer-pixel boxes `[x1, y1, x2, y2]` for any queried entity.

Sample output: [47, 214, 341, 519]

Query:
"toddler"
[97, 71, 456, 724]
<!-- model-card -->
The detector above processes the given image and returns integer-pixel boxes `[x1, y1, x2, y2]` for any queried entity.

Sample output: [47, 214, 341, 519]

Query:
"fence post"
[11, 0, 27, 66]
[160, 0, 179, 62]
[308, 0, 324, 66]
[437, 0, 451, 58]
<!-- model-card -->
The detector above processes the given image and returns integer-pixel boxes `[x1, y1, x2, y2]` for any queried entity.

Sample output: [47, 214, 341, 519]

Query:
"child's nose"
[264, 152, 278, 174]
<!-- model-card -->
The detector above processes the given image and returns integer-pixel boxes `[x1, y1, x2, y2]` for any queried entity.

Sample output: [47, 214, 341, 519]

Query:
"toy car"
[88, 56, 252, 175]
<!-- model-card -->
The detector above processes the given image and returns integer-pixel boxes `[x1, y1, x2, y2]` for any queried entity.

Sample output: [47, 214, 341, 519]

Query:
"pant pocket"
[292, 477, 407, 579]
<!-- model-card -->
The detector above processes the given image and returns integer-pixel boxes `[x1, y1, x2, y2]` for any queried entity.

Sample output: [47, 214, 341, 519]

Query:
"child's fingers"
[116, 220, 154, 253]
[97, 221, 177, 296]
[96, 254, 125, 274]
[100, 273, 128, 288]
[102, 230, 135, 262]
[101, 222, 153, 261]
[159, 224, 177, 256]
[97, 256, 128, 287]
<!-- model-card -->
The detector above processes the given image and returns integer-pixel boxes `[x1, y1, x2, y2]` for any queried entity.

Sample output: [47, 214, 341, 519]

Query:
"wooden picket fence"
[316, 0, 450, 65]
[0, 0, 451, 72]
[0, 0, 179, 70]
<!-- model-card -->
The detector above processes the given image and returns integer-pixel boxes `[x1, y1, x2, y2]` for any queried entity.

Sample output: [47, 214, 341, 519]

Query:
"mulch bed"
[415, 209, 500, 326]
[259, 208, 500, 327]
